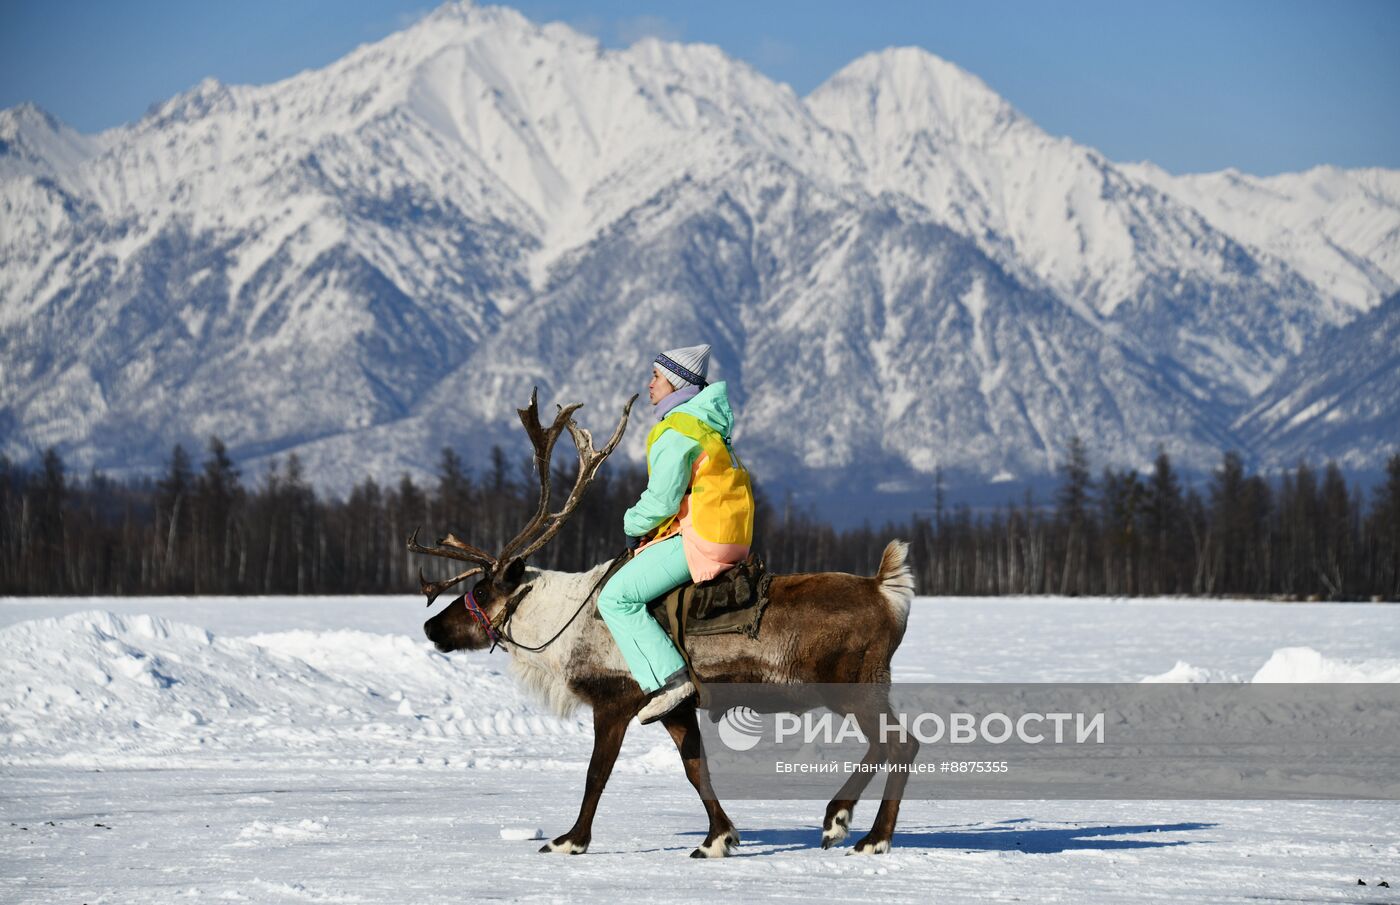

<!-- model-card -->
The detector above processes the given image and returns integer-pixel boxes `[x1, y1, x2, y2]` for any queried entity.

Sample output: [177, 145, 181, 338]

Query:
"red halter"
[463, 586, 503, 645]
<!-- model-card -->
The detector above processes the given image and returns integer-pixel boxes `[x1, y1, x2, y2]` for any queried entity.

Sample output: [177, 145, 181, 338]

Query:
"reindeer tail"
[874, 539, 914, 626]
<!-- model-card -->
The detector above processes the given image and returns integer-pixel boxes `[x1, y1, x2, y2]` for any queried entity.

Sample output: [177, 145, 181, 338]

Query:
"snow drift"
[5, 609, 1397, 770]
[0, 610, 589, 767]
[1141, 646, 1400, 683]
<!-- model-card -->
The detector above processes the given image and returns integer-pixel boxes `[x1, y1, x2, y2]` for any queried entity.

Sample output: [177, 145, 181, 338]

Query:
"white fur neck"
[498, 561, 623, 718]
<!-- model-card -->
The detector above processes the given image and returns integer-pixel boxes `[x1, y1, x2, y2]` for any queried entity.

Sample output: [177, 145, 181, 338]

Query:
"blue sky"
[2, 0, 1397, 174]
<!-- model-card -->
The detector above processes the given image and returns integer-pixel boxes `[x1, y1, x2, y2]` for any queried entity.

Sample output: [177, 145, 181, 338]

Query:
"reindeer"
[413, 392, 918, 857]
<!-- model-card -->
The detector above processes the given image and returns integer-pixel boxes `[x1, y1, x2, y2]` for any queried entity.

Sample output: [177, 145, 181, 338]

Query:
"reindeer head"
[423, 558, 528, 652]
[411, 389, 637, 651]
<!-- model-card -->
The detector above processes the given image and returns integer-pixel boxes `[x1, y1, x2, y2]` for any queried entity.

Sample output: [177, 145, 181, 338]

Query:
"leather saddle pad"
[588, 551, 772, 639]
[645, 553, 772, 640]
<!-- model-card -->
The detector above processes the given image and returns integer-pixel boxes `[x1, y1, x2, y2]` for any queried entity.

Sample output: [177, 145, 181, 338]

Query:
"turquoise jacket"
[623, 382, 737, 538]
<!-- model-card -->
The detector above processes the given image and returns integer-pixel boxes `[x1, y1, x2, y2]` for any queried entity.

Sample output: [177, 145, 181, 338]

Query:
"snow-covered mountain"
[2, 0, 1396, 511]
[1124, 163, 1400, 313]
[807, 50, 1346, 401]
[1234, 292, 1400, 471]
[0, 102, 104, 186]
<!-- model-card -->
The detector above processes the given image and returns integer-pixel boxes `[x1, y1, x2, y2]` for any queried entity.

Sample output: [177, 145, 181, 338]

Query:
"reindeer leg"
[540, 701, 632, 854]
[815, 689, 889, 850]
[818, 713, 884, 850]
[821, 799, 855, 850]
[850, 704, 920, 856]
[660, 701, 740, 858]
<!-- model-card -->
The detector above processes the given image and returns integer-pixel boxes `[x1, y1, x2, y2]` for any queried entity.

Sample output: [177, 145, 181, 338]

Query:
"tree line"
[2, 438, 1398, 599]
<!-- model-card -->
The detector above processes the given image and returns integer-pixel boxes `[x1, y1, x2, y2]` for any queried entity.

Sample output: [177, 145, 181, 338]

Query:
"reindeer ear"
[500, 557, 527, 590]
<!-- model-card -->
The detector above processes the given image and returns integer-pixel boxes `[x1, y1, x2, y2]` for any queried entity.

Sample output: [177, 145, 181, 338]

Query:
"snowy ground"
[2, 594, 1398, 904]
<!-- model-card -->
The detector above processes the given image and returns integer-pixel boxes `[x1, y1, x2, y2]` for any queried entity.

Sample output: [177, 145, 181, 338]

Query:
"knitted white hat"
[654, 343, 710, 390]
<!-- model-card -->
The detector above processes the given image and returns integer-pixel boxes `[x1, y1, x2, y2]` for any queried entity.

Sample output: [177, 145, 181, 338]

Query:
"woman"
[597, 343, 756, 724]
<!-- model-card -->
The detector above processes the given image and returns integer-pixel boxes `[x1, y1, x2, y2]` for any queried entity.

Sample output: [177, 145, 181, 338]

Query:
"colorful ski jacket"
[623, 381, 754, 581]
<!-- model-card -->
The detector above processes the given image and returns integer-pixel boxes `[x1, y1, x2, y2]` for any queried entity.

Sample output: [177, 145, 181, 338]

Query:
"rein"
[479, 553, 629, 654]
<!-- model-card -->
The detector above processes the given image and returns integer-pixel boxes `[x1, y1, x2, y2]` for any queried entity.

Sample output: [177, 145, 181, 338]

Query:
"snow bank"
[6, 611, 1395, 772]
[0, 610, 586, 766]
[1251, 646, 1400, 683]
[1142, 646, 1400, 683]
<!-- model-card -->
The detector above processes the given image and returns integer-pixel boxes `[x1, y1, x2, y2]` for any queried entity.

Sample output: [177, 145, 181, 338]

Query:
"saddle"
[592, 551, 773, 709]
[646, 552, 772, 639]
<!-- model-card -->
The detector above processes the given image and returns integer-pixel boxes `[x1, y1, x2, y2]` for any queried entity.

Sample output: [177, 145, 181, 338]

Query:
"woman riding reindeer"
[597, 343, 756, 724]
[412, 373, 917, 856]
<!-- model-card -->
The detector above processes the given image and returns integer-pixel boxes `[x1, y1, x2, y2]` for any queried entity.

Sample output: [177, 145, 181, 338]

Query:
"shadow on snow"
[683, 819, 1217, 856]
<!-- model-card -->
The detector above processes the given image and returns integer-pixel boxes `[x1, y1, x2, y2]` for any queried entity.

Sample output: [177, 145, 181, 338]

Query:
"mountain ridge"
[2, 0, 1396, 511]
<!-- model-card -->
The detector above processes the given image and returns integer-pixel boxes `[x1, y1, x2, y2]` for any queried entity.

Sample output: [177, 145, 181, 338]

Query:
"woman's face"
[648, 366, 676, 405]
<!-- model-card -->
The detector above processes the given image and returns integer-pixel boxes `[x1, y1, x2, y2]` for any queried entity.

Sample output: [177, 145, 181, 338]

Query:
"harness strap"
[662, 584, 712, 710]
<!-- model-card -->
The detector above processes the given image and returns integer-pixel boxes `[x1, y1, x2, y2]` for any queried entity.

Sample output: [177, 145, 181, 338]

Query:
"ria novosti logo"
[713, 706, 1105, 751]
[716, 706, 765, 751]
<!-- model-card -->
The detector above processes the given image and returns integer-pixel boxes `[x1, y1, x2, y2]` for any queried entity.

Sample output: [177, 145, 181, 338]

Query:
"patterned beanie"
[655, 344, 710, 390]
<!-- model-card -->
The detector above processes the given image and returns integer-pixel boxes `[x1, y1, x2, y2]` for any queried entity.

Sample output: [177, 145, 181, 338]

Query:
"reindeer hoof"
[689, 828, 740, 858]
[539, 836, 588, 854]
[850, 835, 891, 855]
[821, 808, 851, 849]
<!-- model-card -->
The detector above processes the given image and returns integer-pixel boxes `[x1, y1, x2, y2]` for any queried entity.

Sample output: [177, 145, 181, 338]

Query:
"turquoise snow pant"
[598, 534, 690, 693]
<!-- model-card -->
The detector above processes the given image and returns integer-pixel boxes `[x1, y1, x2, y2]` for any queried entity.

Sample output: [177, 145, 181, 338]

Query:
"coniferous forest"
[2, 437, 1398, 600]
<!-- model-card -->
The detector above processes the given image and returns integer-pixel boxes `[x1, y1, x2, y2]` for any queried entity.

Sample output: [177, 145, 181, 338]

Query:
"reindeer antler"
[515, 394, 637, 561]
[498, 389, 586, 563]
[407, 526, 493, 606]
[406, 390, 638, 606]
